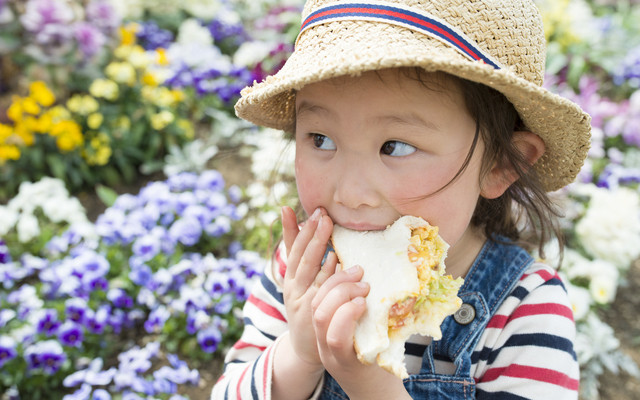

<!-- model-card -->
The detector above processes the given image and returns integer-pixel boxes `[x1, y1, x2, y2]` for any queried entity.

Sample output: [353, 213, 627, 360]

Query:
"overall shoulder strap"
[424, 238, 534, 375]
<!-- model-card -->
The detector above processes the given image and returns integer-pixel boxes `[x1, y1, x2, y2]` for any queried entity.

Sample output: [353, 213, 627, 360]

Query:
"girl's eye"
[381, 141, 416, 157]
[311, 134, 336, 150]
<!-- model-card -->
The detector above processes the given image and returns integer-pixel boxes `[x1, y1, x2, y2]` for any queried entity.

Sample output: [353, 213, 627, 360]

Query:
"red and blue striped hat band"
[297, 0, 503, 70]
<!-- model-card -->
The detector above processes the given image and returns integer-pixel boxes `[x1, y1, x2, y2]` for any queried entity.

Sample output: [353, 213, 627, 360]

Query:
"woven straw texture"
[235, 0, 591, 192]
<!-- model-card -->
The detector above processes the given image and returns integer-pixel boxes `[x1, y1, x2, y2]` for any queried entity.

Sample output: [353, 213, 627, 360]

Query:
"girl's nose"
[332, 159, 381, 210]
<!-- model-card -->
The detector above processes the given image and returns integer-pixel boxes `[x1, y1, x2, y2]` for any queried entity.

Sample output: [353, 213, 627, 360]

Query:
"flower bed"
[0, 0, 640, 398]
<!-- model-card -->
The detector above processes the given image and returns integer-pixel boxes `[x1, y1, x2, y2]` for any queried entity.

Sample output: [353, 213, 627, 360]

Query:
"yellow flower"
[50, 120, 84, 151]
[119, 23, 139, 46]
[156, 48, 169, 66]
[177, 118, 194, 139]
[33, 113, 53, 133]
[0, 123, 12, 141]
[82, 132, 112, 165]
[13, 123, 35, 146]
[29, 81, 56, 107]
[0, 144, 20, 163]
[87, 112, 103, 129]
[142, 86, 175, 108]
[7, 96, 40, 122]
[141, 72, 159, 87]
[105, 62, 137, 86]
[171, 89, 185, 104]
[44, 105, 72, 123]
[89, 79, 119, 101]
[7, 97, 24, 122]
[22, 97, 41, 115]
[67, 94, 99, 115]
[150, 110, 175, 130]
[128, 46, 152, 69]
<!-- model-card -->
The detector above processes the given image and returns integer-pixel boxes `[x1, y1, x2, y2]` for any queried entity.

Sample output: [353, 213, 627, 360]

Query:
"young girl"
[212, 0, 591, 399]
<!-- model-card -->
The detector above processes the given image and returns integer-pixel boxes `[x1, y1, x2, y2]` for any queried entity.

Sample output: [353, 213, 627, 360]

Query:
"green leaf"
[95, 184, 119, 207]
[45, 155, 67, 181]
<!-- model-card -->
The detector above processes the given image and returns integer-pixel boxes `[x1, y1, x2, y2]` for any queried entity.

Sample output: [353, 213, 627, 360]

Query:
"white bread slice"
[331, 216, 463, 379]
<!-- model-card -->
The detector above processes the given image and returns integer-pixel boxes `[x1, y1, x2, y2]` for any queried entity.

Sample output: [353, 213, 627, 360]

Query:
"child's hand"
[281, 206, 342, 370]
[311, 269, 412, 400]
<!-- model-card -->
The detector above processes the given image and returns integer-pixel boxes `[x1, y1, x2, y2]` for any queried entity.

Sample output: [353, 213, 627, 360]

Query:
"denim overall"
[319, 237, 533, 399]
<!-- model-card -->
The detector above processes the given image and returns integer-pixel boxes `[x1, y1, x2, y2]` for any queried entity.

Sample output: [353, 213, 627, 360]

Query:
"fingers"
[323, 297, 367, 353]
[312, 265, 366, 310]
[283, 208, 332, 287]
[281, 206, 299, 257]
[294, 214, 334, 288]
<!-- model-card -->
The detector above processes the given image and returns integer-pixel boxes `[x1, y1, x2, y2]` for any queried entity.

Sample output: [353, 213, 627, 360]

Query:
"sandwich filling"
[387, 225, 461, 336]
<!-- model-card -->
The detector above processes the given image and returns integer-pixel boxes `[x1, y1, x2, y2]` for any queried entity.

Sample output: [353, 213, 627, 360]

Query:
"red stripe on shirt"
[487, 303, 574, 329]
[481, 363, 579, 390]
[275, 247, 287, 278]
[247, 294, 286, 322]
[233, 340, 267, 352]
[236, 365, 251, 400]
[521, 268, 557, 283]
[263, 345, 273, 399]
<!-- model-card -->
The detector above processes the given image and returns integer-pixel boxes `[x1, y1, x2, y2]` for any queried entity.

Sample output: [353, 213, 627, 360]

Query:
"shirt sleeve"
[473, 263, 580, 400]
[211, 243, 289, 400]
[211, 243, 326, 400]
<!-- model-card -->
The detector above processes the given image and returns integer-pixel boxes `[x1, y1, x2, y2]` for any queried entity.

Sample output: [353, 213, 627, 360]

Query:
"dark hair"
[407, 68, 563, 257]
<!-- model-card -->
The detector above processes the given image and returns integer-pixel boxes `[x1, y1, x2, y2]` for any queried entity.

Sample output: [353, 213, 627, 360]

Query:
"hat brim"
[235, 20, 591, 192]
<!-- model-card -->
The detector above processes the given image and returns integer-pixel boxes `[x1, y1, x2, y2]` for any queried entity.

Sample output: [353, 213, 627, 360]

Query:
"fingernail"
[352, 297, 365, 305]
[346, 265, 360, 274]
[311, 208, 321, 221]
[356, 281, 368, 289]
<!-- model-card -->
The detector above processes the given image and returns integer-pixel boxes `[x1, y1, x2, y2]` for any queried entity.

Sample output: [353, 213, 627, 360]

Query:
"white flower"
[182, 0, 222, 20]
[107, 0, 145, 19]
[574, 185, 640, 268]
[560, 247, 592, 280]
[247, 128, 295, 181]
[0, 206, 18, 236]
[588, 262, 619, 304]
[575, 313, 621, 366]
[16, 213, 40, 243]
[564, 280, 592, 321]
[177, 18, 213, 46]
[167, 42, 231, 71]
[233, 41, 274, 67]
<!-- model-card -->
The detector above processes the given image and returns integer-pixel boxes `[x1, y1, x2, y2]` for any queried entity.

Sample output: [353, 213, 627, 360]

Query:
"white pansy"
[0, 206, 19, 236]
[107, 0, 144, 19]
[247, 128, 295, 181]
[560, 248, 592, 280]
[182, 0, 223, 20]
[233, 41, 274, 67]
[564, 280, 592, 321]
[177, 18, 213, 46]
[588, 261, 619, 304]
[575, 185, 640, 268]
[167, 42, 231, 71]
[16, 213, 40, 243]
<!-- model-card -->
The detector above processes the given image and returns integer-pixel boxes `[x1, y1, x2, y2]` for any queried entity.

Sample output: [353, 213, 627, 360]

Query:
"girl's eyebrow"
[374, 113, 441, 132]
[296, 100, 334, 119]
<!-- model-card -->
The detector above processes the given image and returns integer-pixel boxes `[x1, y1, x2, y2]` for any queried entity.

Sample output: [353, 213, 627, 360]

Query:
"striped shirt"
[211, 243, 579, 399]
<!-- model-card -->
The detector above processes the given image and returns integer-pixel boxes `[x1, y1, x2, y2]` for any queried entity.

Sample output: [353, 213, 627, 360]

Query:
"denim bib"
[318, 237, 533, 399]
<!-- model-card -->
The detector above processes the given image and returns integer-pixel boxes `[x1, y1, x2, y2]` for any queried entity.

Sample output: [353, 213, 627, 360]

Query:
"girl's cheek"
[295, 159, 326, 214]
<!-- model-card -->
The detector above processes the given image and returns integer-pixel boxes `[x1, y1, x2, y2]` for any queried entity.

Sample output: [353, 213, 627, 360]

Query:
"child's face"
[294, 69, 486, 247]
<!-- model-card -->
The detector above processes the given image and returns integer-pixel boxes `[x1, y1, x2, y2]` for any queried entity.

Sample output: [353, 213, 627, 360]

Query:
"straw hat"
[235, 0, 591, 192]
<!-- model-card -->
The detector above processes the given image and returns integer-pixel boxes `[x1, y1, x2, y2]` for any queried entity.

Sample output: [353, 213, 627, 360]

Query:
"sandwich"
[331, 215, 464, 379]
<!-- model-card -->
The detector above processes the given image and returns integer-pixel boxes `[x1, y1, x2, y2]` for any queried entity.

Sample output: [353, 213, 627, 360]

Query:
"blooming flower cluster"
[0, 172, 266, 398]
[0, 0, 120, 62]
[0, 177, 89, 255]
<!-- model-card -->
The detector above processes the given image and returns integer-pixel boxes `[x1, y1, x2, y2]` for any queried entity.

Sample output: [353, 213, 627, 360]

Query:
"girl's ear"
[480, 131, 545, 199]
